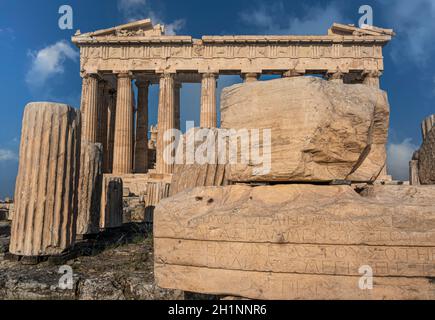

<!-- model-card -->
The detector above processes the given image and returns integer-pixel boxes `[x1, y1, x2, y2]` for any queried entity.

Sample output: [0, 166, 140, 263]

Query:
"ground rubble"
[0, 222, 185, 300]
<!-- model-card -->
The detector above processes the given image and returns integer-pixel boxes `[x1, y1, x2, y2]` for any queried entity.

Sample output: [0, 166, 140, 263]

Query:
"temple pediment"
[74, 18, 165, 38]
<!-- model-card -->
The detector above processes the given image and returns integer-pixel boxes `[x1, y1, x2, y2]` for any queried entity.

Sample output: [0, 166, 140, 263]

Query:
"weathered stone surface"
[77, 142, 103, 235]
[418, 117, 435, 184]
[170, 128, 228, 197]
[117, 174, 149, 197]
[100, 175, 123, 229]
[409, 160, 420, 186]
[154, 184, 435, 300]
[72, 21, 392, 82]
[10, 102, 81, 257]
[221, 77, 390, 183]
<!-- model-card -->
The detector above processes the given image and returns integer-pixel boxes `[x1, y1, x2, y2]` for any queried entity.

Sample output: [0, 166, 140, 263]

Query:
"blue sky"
[0, 0, 434, 198]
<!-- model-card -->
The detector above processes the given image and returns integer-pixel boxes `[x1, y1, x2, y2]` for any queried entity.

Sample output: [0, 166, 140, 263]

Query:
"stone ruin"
[2, 19, 435, 299]
[410, 115, 435, 186]
[154, 77, 435, 300]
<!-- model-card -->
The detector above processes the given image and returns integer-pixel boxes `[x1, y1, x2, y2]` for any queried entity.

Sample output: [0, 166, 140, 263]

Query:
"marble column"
[174, 81, 182, 130]
[134, 80, 150, 173]
[131, 87, 136, 170]
[97, 80, 108, 148]
[81, 74, 99, 143]
[242, 73, 260, 83]
[421, 115, 435, 141]
[105, 89, 116, 173]
[200, 73, 217, 128]
[363, 70, 382, 88]
[156, 73, 175, 174]
[112, 72, 133, 175]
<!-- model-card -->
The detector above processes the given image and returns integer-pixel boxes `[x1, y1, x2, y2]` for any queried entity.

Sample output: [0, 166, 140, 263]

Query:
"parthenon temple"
[6, 15, 435, 300]
[72, 19, 394, 179]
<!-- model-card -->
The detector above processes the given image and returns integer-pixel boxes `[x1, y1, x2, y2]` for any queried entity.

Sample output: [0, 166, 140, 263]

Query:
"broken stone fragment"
[10, 102, 81, 257]
[221, 77, 390, 183]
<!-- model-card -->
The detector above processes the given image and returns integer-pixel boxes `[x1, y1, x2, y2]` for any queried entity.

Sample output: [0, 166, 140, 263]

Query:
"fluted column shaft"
[421, 115, 435, 141]
[134, 80, 150, 173]
[131, 87, 136, 170]
[97, 81, 108, 148]
[81, 74, 99, 143]
[156, 73, 175, 174]
[113, 73, 133, 175]
[200, 73, 217, 128]
[10, 103, 81, 256]
[174, 82, 182, 130]
[105, 90, 116, 173]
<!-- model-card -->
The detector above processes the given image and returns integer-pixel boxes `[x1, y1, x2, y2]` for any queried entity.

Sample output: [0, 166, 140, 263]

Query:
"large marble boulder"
[154, 184, 435, 300]
[220, 77, 390, 183]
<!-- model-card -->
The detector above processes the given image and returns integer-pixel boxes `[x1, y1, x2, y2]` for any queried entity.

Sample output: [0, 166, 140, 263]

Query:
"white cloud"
[118, 0, 147, 20]
[117, 0, 185, 35]
[380, 0, 435, 66]
[387, 139, 419, 181]
[240, 2, 347, 35]
[0, 149, 18, 162]
[165, 19, 186, 36]
[26, 40, 78, 89]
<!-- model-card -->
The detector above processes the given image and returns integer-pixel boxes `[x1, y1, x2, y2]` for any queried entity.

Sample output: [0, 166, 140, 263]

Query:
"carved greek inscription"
[156, 210, 434, 246]
[156, 239, 435, 277]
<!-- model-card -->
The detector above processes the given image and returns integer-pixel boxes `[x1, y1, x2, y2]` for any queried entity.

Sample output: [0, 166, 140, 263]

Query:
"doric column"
[105, 89, 116, 173]
[97, 80, 108, 147]
[131, 86, 136, 170]
[134, 79, 150, 173]
[156, 73, 175, 174]
[112, 72, 133, 175]
[81, 73, 99, 143]
[200, 73, 218, 128]
[421, 115, 435, 141]
[174, 81, 182, 130]
[363, 70, 382, 88]
[242, 73, 260, 83]
[10, 103, 80, 256]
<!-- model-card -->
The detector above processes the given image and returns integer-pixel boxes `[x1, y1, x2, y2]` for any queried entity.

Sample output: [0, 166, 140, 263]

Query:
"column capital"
[81, 72, 101, 80]
[326, 68, 345, 81]
[242, 73, 260, 82]
[362, 69, 382, 87]
[158, 72, 176, 80]
[362, 69, 383, 78]
[282, 69, 304, 78]
[114, 71, 133, 78]
[201, 72, 219, 79]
